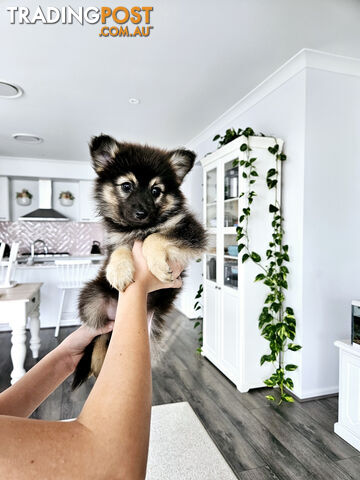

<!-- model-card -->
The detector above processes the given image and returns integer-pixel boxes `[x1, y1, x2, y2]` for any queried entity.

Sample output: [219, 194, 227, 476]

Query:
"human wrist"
[53, 343, 77, 374]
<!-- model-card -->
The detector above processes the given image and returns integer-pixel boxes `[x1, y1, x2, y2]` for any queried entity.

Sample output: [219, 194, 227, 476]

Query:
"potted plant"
[59, 191, 75, 206]
[16, 189, 33, 206]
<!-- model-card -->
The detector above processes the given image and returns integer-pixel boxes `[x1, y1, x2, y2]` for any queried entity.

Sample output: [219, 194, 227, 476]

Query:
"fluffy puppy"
[72, 135, 206, 388]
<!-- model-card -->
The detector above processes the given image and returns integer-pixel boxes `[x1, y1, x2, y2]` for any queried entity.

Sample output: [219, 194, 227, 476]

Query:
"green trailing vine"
[213, 127, 301, 404]
[191, 283, 203, 353]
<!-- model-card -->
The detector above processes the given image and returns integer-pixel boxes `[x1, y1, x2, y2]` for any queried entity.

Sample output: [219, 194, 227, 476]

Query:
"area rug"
[146, 402, 236, 480]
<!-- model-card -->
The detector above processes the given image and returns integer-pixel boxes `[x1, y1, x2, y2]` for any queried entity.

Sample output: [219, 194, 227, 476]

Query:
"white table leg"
[29, 304, 41, 359]
[10, 322, 27, 385]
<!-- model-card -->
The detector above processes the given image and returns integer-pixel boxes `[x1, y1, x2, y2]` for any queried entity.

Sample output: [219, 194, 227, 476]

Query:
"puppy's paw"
[106, 248, 134, 291]
[147, 256, 173, 283]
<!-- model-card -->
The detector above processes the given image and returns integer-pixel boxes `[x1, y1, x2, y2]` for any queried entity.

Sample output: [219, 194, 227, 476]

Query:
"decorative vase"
[60, 197, 74, 207]
[16, 196, 31, 206]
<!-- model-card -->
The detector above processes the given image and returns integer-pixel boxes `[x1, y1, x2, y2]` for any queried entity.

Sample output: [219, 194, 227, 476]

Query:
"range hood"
[19, 179, 69, 222]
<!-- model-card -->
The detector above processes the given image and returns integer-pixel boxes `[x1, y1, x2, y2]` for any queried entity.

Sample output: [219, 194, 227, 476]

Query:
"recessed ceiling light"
[129, 97, 140, 105]
[12, 133, 43, 144]
[0, 81, 23, 99]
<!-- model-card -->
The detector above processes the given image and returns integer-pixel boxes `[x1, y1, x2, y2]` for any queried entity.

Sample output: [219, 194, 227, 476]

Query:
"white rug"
[146, 402, 236, 480]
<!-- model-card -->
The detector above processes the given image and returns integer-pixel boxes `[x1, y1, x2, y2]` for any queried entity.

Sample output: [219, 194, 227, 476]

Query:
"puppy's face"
[90, 135, 196, 228]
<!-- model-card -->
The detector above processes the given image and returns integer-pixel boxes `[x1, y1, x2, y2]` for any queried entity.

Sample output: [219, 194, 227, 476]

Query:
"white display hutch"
[200, 136, 283, 392]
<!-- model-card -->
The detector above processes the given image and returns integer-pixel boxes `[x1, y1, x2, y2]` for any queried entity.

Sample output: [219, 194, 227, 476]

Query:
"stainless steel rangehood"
[19, 179, 69, 222]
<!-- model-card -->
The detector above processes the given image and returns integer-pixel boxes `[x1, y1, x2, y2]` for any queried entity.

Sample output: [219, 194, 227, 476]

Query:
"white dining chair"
[54, 259, 92, 337]
[0, 242, 19, 289]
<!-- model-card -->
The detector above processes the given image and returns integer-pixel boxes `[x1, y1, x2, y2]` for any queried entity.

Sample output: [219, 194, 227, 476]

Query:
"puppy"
[72, 135, 207, 388]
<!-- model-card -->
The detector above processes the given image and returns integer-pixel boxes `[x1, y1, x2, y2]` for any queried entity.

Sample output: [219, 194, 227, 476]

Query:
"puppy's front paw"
[147, 256, 173, 283]
[106, 248, 135, 291]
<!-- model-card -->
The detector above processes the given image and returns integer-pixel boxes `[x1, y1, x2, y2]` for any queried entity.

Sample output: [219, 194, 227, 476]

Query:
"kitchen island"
[0, 255, 105, 331]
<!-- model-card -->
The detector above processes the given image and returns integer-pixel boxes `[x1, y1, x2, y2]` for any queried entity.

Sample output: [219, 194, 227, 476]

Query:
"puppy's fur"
[72, 135, 207, 388]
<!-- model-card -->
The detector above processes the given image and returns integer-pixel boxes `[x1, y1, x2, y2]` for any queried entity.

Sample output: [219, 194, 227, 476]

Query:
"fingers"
[169, 260, 184, 279]
[162, 276, 183, 290]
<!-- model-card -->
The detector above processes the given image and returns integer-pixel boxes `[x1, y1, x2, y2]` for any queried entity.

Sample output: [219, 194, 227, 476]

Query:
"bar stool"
[54, 259, 92, 337]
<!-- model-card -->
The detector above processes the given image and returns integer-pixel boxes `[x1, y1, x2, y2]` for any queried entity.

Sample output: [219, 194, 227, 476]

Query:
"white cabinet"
[79, 180, 100, 222]
[334, 340, 360, 451]
[200, 136, 282, 392]
[0, 177, 10, 221]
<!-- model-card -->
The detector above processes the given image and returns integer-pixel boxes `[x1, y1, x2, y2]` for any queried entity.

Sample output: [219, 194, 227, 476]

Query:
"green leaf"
[238, 243, 246, 252]
[285, 377, 294, 389]
[267, 168, 276, 177]
[232, 159, 239, 167]
[193, 321, 200, 329]
[288, 343, 302, 351]
[239, 160, 245, 166]
[285, 364, 298, 371]
[266, 395, 276, 402]
[264, 379, 275, 387]
[260, 354, 273, 365]
[242, 172, 247, 178]
[269, 204, 279, 213]
[251, 252, 261, 262]
[242, 253, 249, 263]
[282, 394, 295, 403]
[240, 143, 248, 151]
[250, 170, 258, 177]
[213, 134, 220, 141]
[255, 273, 266, 282]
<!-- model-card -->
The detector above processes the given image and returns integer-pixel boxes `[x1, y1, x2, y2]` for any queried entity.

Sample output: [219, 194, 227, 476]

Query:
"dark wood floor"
[1, 312, 360, 479]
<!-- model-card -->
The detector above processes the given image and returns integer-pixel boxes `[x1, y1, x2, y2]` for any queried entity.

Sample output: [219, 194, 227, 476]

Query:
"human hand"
[131, 240, 183, 293]
[57, 322, 114, 371]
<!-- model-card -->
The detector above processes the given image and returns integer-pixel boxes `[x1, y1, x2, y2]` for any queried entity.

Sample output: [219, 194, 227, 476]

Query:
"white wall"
[174, 162, 204, 318]
[300, 68, 360, 397]
[0, 157, 94, 180]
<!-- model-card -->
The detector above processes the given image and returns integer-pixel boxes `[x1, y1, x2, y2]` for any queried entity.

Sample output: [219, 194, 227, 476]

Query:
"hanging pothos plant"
[191, 283, 203, 353]
[212, 127, 301, 405]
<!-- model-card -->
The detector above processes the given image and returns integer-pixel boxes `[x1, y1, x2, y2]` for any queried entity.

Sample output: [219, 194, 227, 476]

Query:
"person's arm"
[0, 241, 182, 480]
[0, 323, 114, 418]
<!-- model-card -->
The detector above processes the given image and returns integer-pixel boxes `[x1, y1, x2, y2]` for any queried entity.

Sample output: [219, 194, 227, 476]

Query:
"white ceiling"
[1, 0, 360, 162]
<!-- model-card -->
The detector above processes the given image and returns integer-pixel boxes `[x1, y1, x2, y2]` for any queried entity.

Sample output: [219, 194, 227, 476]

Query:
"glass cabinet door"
[205, 166, 217, 283]
[224, 159, 239, 227]
[206, 234, 217, 282]
[206, 168, 217, 229]
[223, 158, 239, 289]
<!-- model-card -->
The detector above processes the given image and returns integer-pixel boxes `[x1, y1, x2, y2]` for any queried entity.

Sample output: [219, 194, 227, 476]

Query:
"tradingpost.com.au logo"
[6, 6, 154, 37]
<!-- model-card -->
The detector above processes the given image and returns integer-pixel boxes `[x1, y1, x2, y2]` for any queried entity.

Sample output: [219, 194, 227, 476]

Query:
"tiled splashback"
[0, 221, 104, 255]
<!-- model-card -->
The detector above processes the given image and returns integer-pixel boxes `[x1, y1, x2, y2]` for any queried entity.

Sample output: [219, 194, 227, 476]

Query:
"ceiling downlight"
[12, 133, 43, 144]
[0, 81, 23, 99]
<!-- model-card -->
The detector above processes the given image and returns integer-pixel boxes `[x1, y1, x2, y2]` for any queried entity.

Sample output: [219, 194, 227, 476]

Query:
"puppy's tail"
[72, 338, 95, 390]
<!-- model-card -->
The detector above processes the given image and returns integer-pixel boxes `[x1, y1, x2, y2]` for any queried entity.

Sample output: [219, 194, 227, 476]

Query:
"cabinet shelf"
[224, 197, 239, 203]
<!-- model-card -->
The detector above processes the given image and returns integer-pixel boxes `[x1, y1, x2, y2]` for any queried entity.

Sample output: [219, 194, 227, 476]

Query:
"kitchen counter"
[15, 254, 106, 268]
[0, 255, 105, 332]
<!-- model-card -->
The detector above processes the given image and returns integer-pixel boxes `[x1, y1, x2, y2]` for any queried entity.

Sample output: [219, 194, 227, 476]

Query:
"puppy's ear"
[89, 134, 119, 174]
[169, 149, 196, 184]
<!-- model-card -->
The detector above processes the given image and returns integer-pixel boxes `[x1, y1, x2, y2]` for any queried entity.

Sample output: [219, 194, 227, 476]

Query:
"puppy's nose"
[135, 210, 148, 220]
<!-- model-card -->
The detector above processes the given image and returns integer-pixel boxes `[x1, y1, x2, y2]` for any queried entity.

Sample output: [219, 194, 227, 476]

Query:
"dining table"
[0, 282, 42, 384]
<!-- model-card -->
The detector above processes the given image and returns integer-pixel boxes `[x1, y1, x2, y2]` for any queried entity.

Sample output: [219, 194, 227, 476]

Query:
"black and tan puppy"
[72, 135, 206, 388]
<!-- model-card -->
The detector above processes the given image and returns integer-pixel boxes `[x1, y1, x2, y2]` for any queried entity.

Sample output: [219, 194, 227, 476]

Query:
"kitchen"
[0, 175, 105, 331]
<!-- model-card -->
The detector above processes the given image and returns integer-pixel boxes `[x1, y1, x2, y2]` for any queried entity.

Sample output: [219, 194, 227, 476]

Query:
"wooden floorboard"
[0, 311, 359, 479]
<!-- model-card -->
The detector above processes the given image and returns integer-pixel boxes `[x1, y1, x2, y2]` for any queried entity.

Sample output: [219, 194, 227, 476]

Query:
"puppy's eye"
[121, 182, 132, 193]
[151, 187, 161, 198]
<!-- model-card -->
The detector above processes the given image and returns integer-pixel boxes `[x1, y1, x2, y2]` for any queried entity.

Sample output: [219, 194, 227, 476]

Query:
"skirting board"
[288, 386, 339, 402]
[334, 422, 360, 452]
